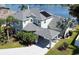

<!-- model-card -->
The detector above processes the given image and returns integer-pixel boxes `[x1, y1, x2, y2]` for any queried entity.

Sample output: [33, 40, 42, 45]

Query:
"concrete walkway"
[0, 41, 58, 55]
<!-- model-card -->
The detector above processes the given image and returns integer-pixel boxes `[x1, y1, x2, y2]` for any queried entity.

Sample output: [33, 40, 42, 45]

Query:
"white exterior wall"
[23, 18, 32, 28]
[75, 35, 79, 47]
[41, 18, 53, 28]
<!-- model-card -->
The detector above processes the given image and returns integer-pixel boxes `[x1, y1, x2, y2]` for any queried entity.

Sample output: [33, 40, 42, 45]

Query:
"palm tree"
[19, 4, 28, 10]
[4, 26, 10, 41]
[0, 19, 5, 33]
[5, 16, 15, 40]
[6, 16, 15, 25]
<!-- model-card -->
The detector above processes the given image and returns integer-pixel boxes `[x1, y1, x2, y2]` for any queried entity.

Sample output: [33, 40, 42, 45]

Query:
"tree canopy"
[6, 16, 15, 23]
[69, 4, 79, 18]
[19, 4, 28, 10]
[16, 31, 38, 45]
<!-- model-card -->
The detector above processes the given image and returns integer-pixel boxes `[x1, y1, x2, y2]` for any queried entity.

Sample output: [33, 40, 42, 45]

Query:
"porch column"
[35, 36, 39, 43]
[35, 39, 38, 43]
[49, 39, 52, 49]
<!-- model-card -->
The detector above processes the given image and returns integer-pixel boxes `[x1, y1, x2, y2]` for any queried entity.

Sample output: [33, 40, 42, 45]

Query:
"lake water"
[7, 4, 70, 18]
[29, 5, 70, 18]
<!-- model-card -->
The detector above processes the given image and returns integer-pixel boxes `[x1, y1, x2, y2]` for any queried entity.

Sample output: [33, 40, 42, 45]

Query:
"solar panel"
[40, 11, 51, 17]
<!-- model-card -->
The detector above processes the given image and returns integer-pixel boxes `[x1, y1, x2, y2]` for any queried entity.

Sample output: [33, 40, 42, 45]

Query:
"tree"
[0, 19, 5, 33]
[5, 16, 15, 40]
[19, 4, 28, 10]
[69, 4, 79, 18]
[69, 4, 79, 24]
[0, 32, 7, 45]
[6, 16, 15, 25]
[59, 4, 70, 8]
[0, 19, 7, 44]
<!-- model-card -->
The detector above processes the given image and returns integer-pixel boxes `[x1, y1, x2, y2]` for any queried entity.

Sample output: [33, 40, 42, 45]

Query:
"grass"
[46, 31, 79, 55]
[0, 42, 22, 49]
[0, 38, 23, 49]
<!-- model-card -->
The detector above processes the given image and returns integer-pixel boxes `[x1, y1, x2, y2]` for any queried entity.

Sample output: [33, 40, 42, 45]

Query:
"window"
[24, 20, 26, 24]
[44, 20, 46, 23]
[38, 20, 40, 23]
[31, 19, 33, 22]
[26, 16, 29, 18]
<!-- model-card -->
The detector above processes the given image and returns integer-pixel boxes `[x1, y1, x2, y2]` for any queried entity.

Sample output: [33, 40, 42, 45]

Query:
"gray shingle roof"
[13, 9, 52, 21]
[23, 23, 40, 31]
[30, 9, 47, 21]
[13, 9, 31, 21]
[48, 15, 65, 31]
[34, 28, 60, 40]
[0, 4, 9, 9]
[23, 23, 60, 40]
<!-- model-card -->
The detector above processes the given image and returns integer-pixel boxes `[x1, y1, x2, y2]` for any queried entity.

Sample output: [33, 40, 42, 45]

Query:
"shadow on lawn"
[72, 46, 79, 55]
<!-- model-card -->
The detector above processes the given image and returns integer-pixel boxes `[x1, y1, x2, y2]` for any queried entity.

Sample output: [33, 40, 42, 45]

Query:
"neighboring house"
[0, 4, 15, 19]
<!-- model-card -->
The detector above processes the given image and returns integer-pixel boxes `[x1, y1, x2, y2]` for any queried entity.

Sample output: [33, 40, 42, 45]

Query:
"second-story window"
[23, 20, 26, 24]
[44, 20, 46, 23]
[38, 20, 40, 24]
[26, 16, 29, 18]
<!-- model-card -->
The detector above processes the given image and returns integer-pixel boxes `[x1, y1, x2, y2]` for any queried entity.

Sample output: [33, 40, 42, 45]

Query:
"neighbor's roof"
[0, 4, 9, 9]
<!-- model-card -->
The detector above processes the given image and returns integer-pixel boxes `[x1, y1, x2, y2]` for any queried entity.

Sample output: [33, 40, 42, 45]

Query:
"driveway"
[0, 42, 57, 55]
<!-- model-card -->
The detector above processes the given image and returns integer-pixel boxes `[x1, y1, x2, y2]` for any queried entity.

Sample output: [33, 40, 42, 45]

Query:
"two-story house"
[12, 8, 65, 48]
[13, 9, 53, 31]
[0, 5, 74, 48]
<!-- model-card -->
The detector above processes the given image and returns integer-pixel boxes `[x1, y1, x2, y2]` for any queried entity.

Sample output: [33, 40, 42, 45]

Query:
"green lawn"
[46, 31, 79, 55]
[0, 37, 23, 49]
[0, 42, 22, 49]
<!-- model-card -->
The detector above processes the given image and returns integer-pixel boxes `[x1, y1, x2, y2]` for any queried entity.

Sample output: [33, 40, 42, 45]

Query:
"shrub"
[0, 32, 7, 45]
[58, 42, 69, 51]
[16, 31, 38, 46]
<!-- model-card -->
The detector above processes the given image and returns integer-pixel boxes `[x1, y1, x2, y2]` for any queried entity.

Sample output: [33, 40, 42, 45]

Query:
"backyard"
[46, 26, 79, 55]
